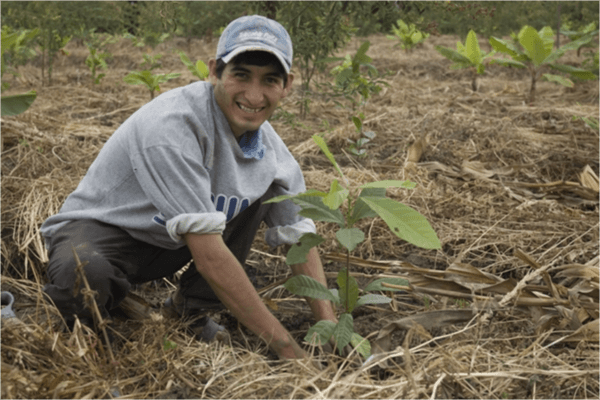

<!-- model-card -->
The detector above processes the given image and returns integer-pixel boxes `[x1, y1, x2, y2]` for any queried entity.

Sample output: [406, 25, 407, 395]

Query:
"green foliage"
[347, 129, 376, 159]
[176, 50, 209, 81]
[327, 41, 387, 112]
[387, 19, 429, 52]
[0, 27, 39, 90]
[141, 53, 163, 71]
[162, 336, 177, 351]
[435, 30, 496, 91]
[490, 25, 598, 102]
[1, 91, 37, 117]
[266, 135, 439, 357]
[123, 70, 181, 100]
[561, 21, 598, 56]
[83, 30, 116, 85]
[277, 1, 356, 118]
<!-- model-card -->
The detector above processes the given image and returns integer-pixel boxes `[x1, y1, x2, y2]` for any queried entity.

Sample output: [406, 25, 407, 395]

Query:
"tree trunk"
[529, 70, 537, 104]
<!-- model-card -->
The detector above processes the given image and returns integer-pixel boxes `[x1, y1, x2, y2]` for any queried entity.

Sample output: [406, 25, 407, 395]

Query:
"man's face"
[209, 58, 294, 138]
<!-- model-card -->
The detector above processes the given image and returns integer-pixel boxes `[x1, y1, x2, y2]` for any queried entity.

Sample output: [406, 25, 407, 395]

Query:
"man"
[40, 15, 336, 360]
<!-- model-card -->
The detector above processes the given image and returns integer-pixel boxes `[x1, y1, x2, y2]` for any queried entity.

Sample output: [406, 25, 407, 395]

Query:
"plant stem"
[345, 249, 350, 312]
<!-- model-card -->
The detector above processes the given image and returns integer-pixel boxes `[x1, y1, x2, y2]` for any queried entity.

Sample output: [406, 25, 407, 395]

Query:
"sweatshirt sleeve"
[263, 145, 316, 247]
[130, 144, 226, 244]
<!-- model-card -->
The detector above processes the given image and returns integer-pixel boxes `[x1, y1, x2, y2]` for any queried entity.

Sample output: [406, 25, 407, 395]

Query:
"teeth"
[238, 103, 263, 113]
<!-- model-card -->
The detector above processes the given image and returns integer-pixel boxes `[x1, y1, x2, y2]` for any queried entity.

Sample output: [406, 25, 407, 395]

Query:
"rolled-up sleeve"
[264, 148, 317, 247]
[131, 144, 224, 243]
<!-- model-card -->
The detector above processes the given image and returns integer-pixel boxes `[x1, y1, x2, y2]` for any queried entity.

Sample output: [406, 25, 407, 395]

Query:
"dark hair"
[215, 51, 288, 86]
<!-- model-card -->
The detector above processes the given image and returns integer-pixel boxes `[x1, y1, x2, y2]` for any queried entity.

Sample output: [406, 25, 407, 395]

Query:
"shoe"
[163, 291, 228, 343]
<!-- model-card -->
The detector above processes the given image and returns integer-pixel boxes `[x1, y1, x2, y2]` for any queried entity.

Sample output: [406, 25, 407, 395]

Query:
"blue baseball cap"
[216, 15, 293, 73]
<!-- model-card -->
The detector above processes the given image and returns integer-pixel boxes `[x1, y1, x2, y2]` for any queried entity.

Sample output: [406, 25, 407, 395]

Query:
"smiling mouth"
[237, 102, 265, 114]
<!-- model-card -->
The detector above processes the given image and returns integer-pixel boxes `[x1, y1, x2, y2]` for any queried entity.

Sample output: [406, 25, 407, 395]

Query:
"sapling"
[1, 30, 37, 116]
[265, 135, 441, 357]
[490, 25, 598, 103]
[560, 22, 598, 57]
[123, 70, 181, 100]
[176, 50, 209, 81]
[387, 19, 429, 52]
[435, 30, 496, 91]
[324, 41, 388, 157]
[83, 29, 117, 85]
[347, 114, 376, 158]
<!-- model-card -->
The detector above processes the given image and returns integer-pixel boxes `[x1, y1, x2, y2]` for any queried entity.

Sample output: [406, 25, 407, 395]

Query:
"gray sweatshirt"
[40, 81, 315, 249]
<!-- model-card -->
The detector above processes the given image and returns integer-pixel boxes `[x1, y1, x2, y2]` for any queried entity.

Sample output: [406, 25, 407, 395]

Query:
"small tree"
[490, 26, 598, 103]
[1, 30, 37, 116]
[387, 19, 429, 52]
[265, 135, 441, 357]
[435, 30, 495, 92]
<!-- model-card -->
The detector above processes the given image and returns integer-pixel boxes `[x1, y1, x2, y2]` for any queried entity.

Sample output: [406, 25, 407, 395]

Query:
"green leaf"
[305, 320, 336, 345]
[350, 332, 371, 358]
[549, 64, 598, 80]
[364, 277, 410, 292]
[195, 60, 209, 79]
[336, 228, 364, 253]
[435, 46, 472, 66]
[294, 196, 346, 226]
[489, 36, 523, 59]
[333, 313, 354, 353]
[465, 30, 482, 66]
[337, 269, 360, 313]
[323, 179, 349, 210]
[286, 233, 325, 265]
[1, 90, 36, 116]
[355, 293, 393, 307]
[263, 189, 328, 204]
[489, 58, 526, 69]
[359, 196, 441, 249]
[518, 25, 550, 67]
[329, 288, 340, 303]
[162, 336, 177, 350]
[312, 134, 345, 181]
[360, 180, 416, 189]
[352, 116, 362, 131]
[542, 73, 574, 87]
[349, 187, 386, 225]
[284, 274, 337, 302]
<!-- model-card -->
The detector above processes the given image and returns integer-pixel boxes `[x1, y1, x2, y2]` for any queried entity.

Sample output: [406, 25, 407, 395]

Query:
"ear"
[208, 59, 219, 85]
[281, 72, 294, 98]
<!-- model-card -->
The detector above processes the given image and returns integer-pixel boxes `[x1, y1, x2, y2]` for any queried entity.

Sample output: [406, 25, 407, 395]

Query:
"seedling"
[435, 30, 496, 91]
[347, 115, 376, 158]
[265, 135, 441, 358]
[387, 19, 429, 52]
[123, 70, 181, 100]
[326, 41, 386, 113]
[1, 27, 39, 90]
[176, 50, 209, 81]
[490, 26, 598, 103]
[560, 22, 598, 57]
[1, 30, 37, 116]
[85, 47, 111, 85]
[83, 29, 117, 85]
[324, 41, 387, 157]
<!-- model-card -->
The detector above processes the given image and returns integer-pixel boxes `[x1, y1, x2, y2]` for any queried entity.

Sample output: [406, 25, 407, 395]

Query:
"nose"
[244, 81, 266, 106]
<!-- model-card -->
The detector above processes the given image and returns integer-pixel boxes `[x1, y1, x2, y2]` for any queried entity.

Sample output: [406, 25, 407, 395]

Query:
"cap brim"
[221, 46, 290, 74]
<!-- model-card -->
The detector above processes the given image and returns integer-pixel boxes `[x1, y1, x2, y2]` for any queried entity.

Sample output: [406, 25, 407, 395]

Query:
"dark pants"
[44, 197, 270, 322]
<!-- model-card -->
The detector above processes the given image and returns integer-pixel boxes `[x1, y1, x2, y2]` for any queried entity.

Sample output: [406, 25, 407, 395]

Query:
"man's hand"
[185, 233, 306, 359]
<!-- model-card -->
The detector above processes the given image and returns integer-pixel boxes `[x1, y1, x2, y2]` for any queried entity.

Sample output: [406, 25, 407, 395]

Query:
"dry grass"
[2, 33, 598, 399]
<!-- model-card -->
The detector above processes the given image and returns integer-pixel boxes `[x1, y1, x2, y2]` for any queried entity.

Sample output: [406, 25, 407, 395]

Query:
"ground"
[1, 33, 598, 399]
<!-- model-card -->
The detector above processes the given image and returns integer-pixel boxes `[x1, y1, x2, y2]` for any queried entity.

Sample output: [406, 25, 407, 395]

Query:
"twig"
[71, 246, 116, 365]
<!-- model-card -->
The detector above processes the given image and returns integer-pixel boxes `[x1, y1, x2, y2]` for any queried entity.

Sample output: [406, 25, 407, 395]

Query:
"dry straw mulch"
[2, 33, 599, 399]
